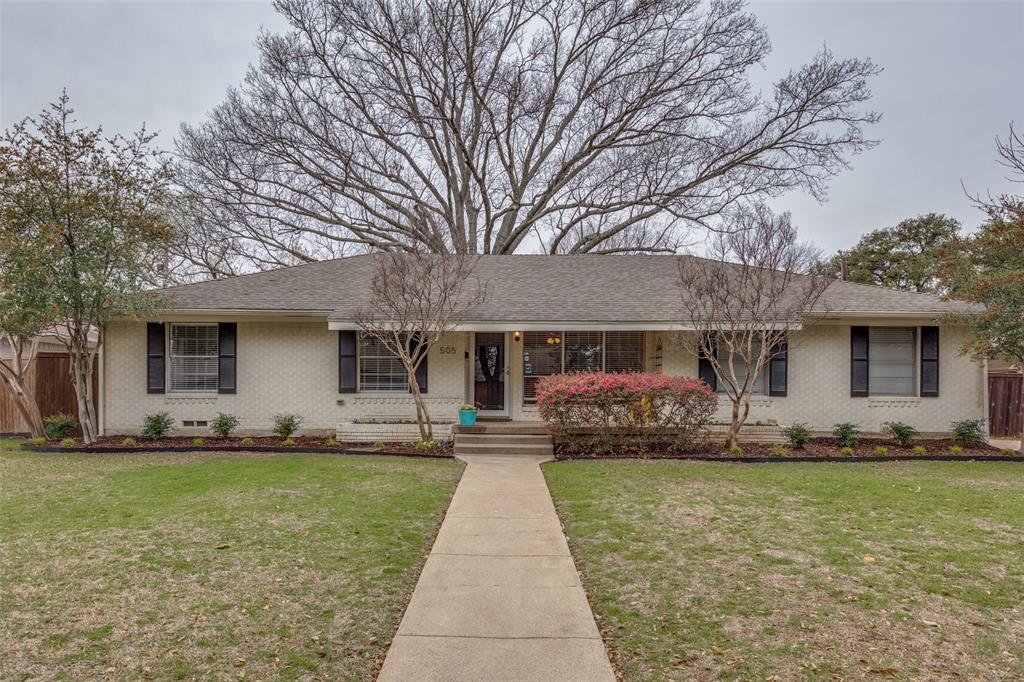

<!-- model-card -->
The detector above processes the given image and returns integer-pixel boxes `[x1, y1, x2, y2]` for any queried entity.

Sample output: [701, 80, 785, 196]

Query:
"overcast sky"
[2, 0, 1022, 254]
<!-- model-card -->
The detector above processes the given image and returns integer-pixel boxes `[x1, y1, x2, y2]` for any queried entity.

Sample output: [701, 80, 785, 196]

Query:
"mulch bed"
[22, 435, 454, 458]
[556, 437, 1022, 462]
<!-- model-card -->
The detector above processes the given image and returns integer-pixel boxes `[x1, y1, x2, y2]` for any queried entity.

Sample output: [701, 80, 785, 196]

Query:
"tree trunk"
[725, 396, 752, 451]
[0, 367, 45, 438]
[1019, 379, 1024, 456]
[68, 336, 99, 444]
[408, 365, 433, 442]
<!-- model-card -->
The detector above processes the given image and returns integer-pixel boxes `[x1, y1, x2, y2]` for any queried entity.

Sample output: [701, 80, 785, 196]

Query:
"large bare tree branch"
[174, 0, 879, 274]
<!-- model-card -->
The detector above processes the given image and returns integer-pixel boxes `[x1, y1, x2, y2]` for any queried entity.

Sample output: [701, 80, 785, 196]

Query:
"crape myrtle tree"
[0, 230, 52, 437]
[0, 93, 173, 443]
[352, 251, 488, 441]
[174, 0, 880, 275]
[676, 204, 829, 449]
[942, 125, 1024, 454]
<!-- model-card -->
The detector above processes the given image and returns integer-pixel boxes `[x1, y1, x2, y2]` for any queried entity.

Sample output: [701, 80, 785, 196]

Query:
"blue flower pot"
[459, 409, 478, 427]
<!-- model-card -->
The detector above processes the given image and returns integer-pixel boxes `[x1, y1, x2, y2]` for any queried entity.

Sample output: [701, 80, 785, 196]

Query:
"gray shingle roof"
[159, 254, 979, 321]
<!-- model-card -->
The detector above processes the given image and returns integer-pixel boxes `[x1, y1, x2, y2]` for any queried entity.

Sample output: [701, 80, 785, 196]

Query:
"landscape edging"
[555, 453, 1024, 463]
[19, 444, 453, 459]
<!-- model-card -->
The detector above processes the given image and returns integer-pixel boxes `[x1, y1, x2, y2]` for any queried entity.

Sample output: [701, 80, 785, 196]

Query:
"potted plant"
[458, 403, 478, 427]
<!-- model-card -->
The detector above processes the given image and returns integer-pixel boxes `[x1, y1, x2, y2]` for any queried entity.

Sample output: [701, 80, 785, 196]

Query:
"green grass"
[544, 460, 1024, 681]
[0, 441, 462, 680]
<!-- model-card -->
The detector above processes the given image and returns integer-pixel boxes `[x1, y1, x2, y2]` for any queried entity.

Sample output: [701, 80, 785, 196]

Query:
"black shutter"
[768, 336, 788, 397]
[339, 331, 357, 393]
[698, 333, 717, 391]
[920, 326, 939, 397]
[851, 326, 869, 397]
[218, 323, 237, 394]
[412, 333, 428, 394]
[146, 322, 166, 394]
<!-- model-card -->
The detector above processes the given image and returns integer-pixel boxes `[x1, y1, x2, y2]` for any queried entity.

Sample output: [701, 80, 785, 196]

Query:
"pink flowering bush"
[536, 372, 716, 455]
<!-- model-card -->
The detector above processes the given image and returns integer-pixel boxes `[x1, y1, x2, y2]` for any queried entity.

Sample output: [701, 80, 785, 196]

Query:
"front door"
[473, 332, 508, 416]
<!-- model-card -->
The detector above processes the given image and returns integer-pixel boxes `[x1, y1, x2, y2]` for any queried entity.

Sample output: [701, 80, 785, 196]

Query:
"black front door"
[474, 333, 506, 412]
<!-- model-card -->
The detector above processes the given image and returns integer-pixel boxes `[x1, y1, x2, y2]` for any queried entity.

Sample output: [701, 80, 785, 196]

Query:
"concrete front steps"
[453, 422, 554, 457]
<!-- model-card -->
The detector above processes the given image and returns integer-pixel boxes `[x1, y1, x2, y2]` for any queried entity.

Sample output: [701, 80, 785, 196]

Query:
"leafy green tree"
[822, 213, 961, 292]
[0, 93, 173, 443]
[942, 126, 1024, 453]
[0, 227, 53, 437]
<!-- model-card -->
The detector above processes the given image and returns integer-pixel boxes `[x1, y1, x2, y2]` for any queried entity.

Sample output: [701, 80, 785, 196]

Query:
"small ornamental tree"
[676, 205, 830, 450]
[1, 93, 173, 443]
[353, 251, 488, 441]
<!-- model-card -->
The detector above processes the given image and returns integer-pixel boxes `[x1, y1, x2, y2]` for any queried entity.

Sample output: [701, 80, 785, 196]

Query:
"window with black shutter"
[920, 326, 939, 397]
[218, 323, 237, 394]
[146, 322, 166, 394]
[850, 326, 869, 396]
[768, 336, 788, 397]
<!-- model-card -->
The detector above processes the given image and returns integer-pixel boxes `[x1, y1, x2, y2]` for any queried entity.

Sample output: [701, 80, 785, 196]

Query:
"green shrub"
[832, 422, 861, 448]
[27, 436, 47, 446]
[192, 437, 205, 447]
[240, 437, 254, 447]
[770, 444, 789, 457]
[913, 445, 926, 455]
[210, 412, 240, 438]
[950, 418, 985, 446]
[142, 412, 174, 439]
[325, 438, 339, 447]
[416, 439, 441, 450]
[282, 437, 296, 446]
[950, 445, 964, 456]
[727, 445, 743, 456]
[1001, 448, 1016, 456]
[59, 437, 75, 447]
[121, 437, 137, 446]
[372, 440, 386, 449]
[781, 422, 812, 448]
[874, 445, 889, 455]
[272, 414, 302, 438]
[839, 446, 854, 456]
[44, 412, 77, 439]
[883, 421, 919, 447]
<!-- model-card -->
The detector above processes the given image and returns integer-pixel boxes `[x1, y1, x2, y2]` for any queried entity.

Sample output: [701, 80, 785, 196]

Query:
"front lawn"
[0, 441, 462, 680]
[544, 460, 1024, 680]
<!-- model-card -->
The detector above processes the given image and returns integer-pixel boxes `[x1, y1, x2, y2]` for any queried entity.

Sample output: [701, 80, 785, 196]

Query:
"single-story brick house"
[100, 255, 988, 440]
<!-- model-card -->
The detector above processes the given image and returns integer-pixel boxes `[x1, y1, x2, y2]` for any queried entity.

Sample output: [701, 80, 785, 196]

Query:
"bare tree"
[353, 251, 488, 440]
[676, 205, 829, 449]
[176, 0, 879, 269]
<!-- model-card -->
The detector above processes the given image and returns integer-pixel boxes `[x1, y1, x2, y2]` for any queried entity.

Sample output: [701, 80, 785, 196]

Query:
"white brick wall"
[652, 323, 985, 435]
[103, 320, 467, 436]
[103, 320, 985, 437]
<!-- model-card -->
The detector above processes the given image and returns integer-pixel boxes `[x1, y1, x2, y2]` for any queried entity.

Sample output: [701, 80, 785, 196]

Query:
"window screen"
[359, 334, 410, 392]
[869, 327, 916, 396]
[170, 324, 219, 392]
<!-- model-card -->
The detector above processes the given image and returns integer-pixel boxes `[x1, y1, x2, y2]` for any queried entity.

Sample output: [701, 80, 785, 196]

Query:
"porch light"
[546, 334, 561, 345]
[513, 331, 521, 342]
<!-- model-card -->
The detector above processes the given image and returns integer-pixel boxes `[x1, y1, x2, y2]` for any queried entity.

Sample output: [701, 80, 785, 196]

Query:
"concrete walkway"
[377, 453, 616, 682]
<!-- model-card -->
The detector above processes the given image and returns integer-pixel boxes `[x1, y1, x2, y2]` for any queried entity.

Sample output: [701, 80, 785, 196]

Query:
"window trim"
[715, 341, 767, 396]
[167, 322, 220, 394]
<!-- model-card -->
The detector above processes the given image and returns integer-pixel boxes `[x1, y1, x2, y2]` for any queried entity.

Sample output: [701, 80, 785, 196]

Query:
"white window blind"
[522, 331, 563, 403]
[359, 334, 409, 392]
[869, 327, 916, 396]
[720, 341, 765, 395]
[604, 331, 645, 373]
[522, 331, 645, 404]
[565, 332, 603, 373]
[170, 324, 219, 392]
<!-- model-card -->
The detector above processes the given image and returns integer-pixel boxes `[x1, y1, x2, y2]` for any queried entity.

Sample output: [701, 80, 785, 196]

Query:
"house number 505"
[438, 346, 457, 355]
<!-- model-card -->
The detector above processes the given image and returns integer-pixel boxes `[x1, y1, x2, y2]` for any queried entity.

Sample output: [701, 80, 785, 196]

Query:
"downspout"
[982, 356, 989, 441]
[97, 330, 105, 437]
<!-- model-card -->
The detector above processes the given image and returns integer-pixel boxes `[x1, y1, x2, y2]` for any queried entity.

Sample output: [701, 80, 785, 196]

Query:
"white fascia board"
[327, 320, 804, 332]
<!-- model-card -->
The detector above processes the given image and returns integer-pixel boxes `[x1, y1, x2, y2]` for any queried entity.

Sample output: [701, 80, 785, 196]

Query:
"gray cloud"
[3, 0, 1021, 253]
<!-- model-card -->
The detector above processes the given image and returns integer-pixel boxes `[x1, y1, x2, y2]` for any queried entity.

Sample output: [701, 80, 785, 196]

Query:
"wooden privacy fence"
[989, 374, 1023, 438]
[0, 353, 98, 436]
